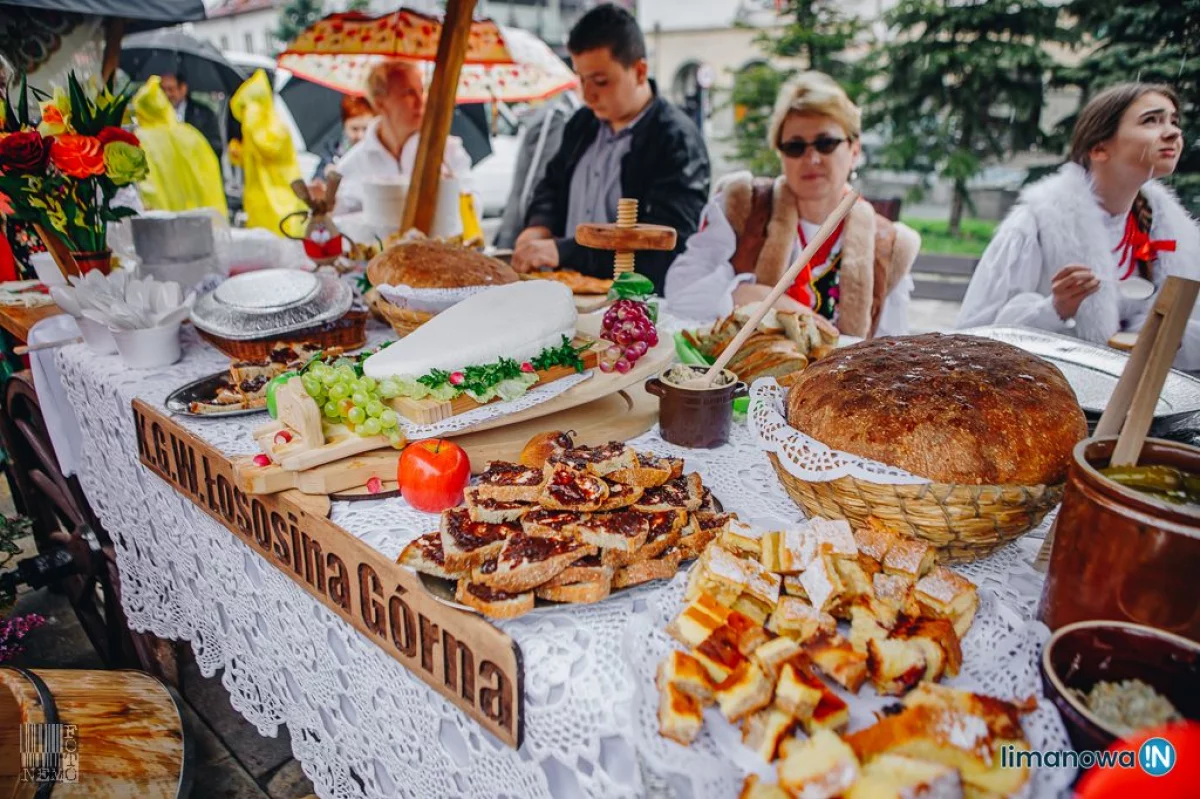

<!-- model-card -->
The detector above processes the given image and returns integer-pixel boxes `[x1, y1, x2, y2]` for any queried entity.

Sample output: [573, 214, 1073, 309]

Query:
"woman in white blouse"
[958, 83, 1200, 367]
[665, 72, 919, 337]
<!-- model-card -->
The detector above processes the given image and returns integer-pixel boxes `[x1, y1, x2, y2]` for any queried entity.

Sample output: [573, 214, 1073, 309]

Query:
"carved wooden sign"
[132, 400, 524, 748]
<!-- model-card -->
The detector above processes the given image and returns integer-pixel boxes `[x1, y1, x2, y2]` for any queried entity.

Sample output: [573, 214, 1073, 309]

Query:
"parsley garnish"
[415, 337, 592, 396]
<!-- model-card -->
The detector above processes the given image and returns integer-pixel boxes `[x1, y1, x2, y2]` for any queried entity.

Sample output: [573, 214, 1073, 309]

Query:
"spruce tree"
[275, 0, 326, 50]
[1059, 0, 1200, 212]
[869, 0, 1069, 236]
[727, 1, 868, 176]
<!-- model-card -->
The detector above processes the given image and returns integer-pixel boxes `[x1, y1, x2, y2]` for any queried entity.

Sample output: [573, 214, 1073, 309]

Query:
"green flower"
[102, 141, 147, 186]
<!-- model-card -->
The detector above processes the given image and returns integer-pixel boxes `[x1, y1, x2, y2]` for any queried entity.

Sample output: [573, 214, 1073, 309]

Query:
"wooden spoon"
[683, 190, 860, 388]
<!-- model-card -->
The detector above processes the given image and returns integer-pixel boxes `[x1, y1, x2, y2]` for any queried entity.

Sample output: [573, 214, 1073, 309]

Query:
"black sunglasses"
[778, 135, 851, 158]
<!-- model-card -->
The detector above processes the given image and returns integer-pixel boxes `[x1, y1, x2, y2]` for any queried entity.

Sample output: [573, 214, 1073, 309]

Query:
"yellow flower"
[37, 88, 72, 136]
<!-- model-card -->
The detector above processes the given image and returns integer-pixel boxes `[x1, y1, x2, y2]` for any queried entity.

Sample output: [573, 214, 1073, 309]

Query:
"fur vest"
[717, 173, 920, 337]
[1012, 163, 1200, 344]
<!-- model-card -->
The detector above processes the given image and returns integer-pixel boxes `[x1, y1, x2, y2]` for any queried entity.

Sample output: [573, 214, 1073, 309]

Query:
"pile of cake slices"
[398, 439, 725, 618]
[656, 516, 1038, 799]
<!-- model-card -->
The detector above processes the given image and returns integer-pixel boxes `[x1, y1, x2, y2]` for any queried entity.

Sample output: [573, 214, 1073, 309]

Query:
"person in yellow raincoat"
[131, 76, 228, 215]
[229, 70, 306, 237]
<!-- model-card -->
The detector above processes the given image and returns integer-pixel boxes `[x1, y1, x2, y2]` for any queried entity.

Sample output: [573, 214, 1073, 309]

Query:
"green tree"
[728, 63, 791, 176]
[766, 0, 869, 99]
[275, 0, 326, 50]
[346, 0, 372, 12]
[1058, 0, 1200, 213]
[869, 0, 1070, 236]
[725, 1, 868, 176]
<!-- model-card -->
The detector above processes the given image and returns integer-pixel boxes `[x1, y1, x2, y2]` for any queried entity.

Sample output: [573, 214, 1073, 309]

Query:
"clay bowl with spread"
[646, 365, 747, 449]
[1039, 436, 1200, 642]
[1040, 620, 1199, 752]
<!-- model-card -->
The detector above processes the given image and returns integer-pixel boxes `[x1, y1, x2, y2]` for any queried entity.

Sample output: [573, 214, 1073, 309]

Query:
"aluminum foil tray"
[962, 326, 1200, 420]
[191, 269, 352, 340]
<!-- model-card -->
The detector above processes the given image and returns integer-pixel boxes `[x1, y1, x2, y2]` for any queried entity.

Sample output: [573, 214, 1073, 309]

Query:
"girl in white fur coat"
[958, 83, 1200, 368]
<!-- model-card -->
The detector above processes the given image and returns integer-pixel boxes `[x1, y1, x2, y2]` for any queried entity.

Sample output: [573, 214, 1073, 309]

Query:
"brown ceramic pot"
[1039, 436, 1200, 642]
[1040, 620, 1200, 752]
[645, 367, 747, 449]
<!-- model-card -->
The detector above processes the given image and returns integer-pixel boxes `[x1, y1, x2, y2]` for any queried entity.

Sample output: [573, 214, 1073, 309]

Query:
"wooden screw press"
[574, 198, 678, 279]
[1034, 274, 1200, 570]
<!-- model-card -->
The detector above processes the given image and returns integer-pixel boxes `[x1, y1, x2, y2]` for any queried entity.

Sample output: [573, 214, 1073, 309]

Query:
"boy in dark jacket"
[512, 3, 711, 294]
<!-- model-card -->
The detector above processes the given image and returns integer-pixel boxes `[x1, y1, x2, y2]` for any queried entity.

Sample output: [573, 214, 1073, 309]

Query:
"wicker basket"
[378, 301, 433, 338]
[367, 291, 434, 338]
[198, 310, 369, 361]
[766, 453, 1063, 563]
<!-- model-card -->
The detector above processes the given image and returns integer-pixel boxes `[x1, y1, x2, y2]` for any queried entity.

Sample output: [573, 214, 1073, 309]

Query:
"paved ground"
[2, 480, 316, 799]
[908, 298, 963, 333]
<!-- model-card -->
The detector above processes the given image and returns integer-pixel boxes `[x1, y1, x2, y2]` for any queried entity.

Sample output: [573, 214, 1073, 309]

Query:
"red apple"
[397, 438, 470, 513]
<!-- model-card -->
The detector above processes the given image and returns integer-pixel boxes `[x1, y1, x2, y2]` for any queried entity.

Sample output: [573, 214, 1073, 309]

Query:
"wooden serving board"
[388, 337, 600, 425]
[575, 295, 610, 314]
[446, 327, 674, 438]
[453, 383, 659, 474]
[254, 417, 393, 472]
[234, 450, 402, 495]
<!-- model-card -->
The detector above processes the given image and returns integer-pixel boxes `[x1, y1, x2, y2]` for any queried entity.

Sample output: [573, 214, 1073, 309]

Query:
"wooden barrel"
[0, 668, 192, 799]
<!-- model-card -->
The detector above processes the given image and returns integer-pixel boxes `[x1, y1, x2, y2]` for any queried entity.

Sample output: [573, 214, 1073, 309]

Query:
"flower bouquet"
[0, 72, 148, 276]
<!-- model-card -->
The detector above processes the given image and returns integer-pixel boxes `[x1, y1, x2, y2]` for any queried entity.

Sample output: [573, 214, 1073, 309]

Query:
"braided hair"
[1131, 191, 1156, 280]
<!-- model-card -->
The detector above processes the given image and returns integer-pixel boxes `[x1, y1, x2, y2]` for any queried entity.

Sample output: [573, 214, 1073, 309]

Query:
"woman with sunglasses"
[665, 72, 919, 336]
[958, 83, 1199, 367]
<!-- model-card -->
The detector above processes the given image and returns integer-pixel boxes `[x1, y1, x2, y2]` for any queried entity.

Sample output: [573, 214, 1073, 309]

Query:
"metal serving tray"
[190, 269, 352, 340]
[164, 370, 268, 418]
[962, 325, 1200, 421]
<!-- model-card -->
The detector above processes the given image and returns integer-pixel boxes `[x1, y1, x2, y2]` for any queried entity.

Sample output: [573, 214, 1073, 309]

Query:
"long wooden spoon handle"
[1110, 275, 1199, 466]
[702, 190, 860, 385]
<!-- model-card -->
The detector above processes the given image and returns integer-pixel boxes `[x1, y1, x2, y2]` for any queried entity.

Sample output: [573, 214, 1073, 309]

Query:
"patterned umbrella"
[276, 10, 578, 104]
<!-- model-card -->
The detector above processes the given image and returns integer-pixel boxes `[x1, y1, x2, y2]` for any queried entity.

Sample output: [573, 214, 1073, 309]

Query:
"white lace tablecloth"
[57, 324, 1072, 799]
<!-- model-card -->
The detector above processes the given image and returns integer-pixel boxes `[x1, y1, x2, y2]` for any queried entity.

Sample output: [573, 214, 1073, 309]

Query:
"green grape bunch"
[299, 359, 405, 448]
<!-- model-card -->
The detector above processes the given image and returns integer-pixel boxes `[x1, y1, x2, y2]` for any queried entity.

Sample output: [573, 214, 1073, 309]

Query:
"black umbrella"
[1, 0, 204, 33]
[454, 102, 492, 166]
[120, 30, 247, 95]
[278, 74, 492, 165]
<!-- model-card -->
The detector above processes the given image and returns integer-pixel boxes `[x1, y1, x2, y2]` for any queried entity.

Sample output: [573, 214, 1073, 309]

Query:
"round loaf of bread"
[785, 333, 1087, 485]
[367, 239, 518, 289]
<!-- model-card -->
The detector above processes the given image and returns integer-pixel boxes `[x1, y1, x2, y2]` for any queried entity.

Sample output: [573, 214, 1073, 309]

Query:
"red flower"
[49, 135, 105, 179]
[0, 189, 13, 215]
[0, 130, 49, 173]
[97, 126, 139, 147]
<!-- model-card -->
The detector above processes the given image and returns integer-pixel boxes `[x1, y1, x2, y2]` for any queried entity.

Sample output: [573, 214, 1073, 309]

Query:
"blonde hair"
[768, 72, 861, 150]
[365, 61, 424, 109]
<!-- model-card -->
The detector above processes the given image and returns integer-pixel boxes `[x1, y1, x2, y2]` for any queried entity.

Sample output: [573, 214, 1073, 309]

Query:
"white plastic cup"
[112, 322, 182, 369]
[31, 252, 67, 287]
[76, 316, 118, 354]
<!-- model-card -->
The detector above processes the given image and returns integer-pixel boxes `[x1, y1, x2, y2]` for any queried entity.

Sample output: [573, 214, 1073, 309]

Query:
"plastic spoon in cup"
[151, 304, 193, 329]
[80, 308, 119, 330]
[49, 286, 83, 317]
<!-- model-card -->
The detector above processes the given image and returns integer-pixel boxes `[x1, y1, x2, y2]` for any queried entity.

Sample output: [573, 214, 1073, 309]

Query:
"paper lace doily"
[749, 378, 931, 485]
[375, 282, 488, 314]
[399, 371, 592, 439]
